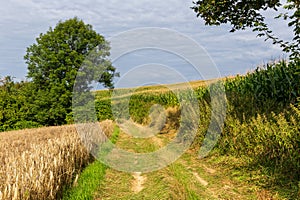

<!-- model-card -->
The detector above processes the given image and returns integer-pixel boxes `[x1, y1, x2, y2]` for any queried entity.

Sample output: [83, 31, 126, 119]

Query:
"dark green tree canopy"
[24, 17, 117, 90]
[192, 0, 300, 59]
[24, 17, 118, 126]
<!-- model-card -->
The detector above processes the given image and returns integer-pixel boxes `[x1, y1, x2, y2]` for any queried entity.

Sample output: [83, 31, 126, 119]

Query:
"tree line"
[0, 18, 118, 131]
[1, 1, 299, 131]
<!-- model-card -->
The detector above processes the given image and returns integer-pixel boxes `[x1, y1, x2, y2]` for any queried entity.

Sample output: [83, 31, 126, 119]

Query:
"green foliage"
[0, 77, 41, 131]
[0, 18, 118, 130]
[95, 88, 206, 125]
[218, 60, 300, 185]
[25, 17, 115, 89]
[220, 104, 300, 179]
[24, 17, 118, 126]
[95, 99, 114, 121]
[192, 0, 300, 59]
[225, 60, 300, 119]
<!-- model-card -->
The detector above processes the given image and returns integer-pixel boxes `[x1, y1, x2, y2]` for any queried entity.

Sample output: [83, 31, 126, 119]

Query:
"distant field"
[95, 78, 222, 100]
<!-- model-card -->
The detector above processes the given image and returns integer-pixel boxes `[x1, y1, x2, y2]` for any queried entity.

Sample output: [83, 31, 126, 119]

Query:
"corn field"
[225, 60, 300, 115]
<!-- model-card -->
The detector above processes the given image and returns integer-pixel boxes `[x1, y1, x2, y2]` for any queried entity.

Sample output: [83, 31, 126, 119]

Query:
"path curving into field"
[93, 129, 277, 200]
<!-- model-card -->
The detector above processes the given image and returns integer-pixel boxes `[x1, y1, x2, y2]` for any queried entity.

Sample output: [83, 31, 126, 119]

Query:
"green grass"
[94, 130, 173, 200]
[79, 60, 300, 199]
[62, 161, 107, 200]
[93, 129, 270, 200]
[62, 125, 120, 200]
[94, 149, 268, 199]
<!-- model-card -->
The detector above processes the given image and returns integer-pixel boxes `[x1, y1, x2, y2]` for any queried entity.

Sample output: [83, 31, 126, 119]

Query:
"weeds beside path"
[94, 130, 281, 200]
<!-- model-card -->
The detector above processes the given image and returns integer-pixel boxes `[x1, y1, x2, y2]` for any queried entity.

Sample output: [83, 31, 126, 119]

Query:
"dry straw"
[0, 120, 114, 200]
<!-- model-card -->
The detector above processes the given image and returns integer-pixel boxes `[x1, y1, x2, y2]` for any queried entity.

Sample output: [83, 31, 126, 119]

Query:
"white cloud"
[0, 0, 292, 82]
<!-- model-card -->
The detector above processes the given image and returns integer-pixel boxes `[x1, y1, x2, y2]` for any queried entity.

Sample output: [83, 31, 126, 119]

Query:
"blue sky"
[0, 0, 292, 83]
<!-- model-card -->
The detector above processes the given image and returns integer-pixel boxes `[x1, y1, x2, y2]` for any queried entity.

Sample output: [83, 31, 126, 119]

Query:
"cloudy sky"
[0, 0, 292, 84]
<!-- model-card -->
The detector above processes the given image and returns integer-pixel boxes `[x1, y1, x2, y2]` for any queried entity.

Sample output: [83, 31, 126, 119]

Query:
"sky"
[0, 0, 293, 85]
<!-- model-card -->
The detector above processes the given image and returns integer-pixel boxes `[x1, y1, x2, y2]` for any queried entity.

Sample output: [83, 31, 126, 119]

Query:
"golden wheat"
[0, 120, 114, 200]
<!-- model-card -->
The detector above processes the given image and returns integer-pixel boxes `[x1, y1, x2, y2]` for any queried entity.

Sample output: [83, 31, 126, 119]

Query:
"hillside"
[66, 60, 300, 199]
[1, 60, 300, 199]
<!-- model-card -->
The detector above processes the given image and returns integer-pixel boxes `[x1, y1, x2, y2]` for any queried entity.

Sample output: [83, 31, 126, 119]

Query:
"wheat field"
[0, 120, 114, 200]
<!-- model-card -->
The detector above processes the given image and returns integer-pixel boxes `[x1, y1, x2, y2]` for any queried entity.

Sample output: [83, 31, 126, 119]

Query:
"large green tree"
[24, 17, 118, 126]
[192, 0, 300, 59]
